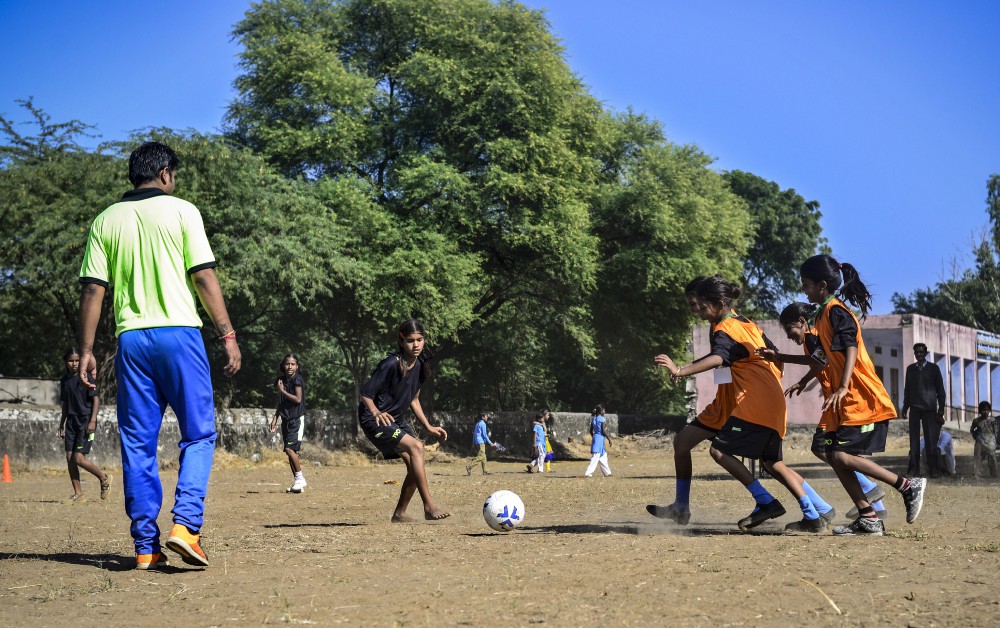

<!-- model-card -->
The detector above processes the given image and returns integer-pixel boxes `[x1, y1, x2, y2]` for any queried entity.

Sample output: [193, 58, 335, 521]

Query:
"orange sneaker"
[135, 552, 169, 570]
[165, 524, 209, 567]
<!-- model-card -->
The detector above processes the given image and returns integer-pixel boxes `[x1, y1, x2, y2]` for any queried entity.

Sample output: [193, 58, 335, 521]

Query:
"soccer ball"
[483, 490, 525, 531]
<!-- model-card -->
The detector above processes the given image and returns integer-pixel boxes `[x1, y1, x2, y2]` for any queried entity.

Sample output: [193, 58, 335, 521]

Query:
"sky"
[2, 0, 998, 314]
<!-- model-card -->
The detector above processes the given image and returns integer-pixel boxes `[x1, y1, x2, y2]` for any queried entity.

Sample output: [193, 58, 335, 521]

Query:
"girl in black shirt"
[358, 320, 450, 522]
[269, 354, 307, 493]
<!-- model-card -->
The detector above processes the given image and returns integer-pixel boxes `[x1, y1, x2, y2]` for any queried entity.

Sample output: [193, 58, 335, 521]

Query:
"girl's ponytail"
[837, 262, 873, 319]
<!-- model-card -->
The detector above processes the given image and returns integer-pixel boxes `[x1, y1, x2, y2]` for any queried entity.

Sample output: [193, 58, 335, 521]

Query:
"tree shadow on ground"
[262, 522, 364, 529]
[464, 522, 785, 537]
[0, 552, 143, 572]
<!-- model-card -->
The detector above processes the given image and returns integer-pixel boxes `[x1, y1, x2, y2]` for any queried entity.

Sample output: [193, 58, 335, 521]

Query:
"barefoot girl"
[358, 320, 450, 522]
[269, 354, 307, 493]
[655, 276, 830, 533]
[798, 255, 924, 536]
[57, 347, 112, 502]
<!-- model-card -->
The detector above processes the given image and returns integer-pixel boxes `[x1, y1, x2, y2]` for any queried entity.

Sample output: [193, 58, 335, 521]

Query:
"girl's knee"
[708, 446, 724, 462]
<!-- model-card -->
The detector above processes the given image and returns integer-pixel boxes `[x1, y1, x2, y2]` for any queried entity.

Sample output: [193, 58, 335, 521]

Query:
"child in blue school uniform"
[584, 404, 612, 477]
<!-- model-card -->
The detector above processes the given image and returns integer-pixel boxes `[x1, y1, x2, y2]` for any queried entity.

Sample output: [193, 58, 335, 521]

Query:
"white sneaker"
[287, 478, 307, 493]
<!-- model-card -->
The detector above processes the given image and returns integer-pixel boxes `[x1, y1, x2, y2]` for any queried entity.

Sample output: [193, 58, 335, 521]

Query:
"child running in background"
[358, 319, 450, 521]
[57, 348, 112, 503]
[655, 276, 831, 533]
[526, 413, 547, 473]
[798, 254, 925, 536]
[584, 404, 613, 477]
[761, 302, 887, 519]
[971, 401, 998, 478]
[466, 412, 498, 475]
[542, 409, 554, 472]
[269, 354, 307, 493]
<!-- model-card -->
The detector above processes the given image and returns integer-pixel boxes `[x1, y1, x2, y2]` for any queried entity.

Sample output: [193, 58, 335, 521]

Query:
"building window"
[875, 345, 882, 354]
[891, 348, 898, 357]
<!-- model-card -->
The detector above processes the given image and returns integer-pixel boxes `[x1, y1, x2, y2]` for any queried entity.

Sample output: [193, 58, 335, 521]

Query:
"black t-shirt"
[358, 353, 428, 422]
[827, 305, 858, 352]
[804, 333, 829, 366]
[276, 373, 306, 419]
[60, 373, 97, 417]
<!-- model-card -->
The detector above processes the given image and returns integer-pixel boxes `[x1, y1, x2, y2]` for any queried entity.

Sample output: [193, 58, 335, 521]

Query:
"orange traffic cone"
[2, 454, 12, 482]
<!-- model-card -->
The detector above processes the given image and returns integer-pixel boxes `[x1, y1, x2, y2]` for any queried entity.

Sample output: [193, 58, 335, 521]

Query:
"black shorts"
[281, 416, 305, 452]
[711, 416, 783, 462]
[811, 427, 827, 454]
[824, 421, 888, 455]
[688, 419, 719, 435]
[64, 414, 94, 455]
[359, 414, 415, 460]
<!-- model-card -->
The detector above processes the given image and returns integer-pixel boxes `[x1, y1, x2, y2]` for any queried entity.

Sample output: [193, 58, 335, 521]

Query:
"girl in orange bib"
[799, 254, 925, 536]
[656, 276, 832, 533]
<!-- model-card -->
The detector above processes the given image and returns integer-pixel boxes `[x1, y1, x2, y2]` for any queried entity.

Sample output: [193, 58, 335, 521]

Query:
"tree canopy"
[1, 0, 823, 415]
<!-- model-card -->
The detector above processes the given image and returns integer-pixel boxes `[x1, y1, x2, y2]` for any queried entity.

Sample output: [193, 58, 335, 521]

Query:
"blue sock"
[798, 495, 819, 520]
[675, 479, 692, 508]
[855, 472, 877, 494]
[801, 481, 832, 515]
[747, 480, 774, 505]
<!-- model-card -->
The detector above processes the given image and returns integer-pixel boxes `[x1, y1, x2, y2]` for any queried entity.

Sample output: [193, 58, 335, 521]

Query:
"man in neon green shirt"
[78, 141, 241, 570]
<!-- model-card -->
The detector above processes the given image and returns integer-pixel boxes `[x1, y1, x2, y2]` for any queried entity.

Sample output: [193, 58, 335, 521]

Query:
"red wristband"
[219, 330, 236, 342]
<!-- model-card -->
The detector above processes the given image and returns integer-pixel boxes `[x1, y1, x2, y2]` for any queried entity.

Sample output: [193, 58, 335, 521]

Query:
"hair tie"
[838, 264, 843, 270]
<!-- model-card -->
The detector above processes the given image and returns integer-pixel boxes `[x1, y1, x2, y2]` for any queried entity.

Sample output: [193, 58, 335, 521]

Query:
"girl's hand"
[822, 387, 849, 412]
[653, 354, 676, 370]
[374, 410, 394, 426]
[56, 428, 64, 439]
[269, 415, 278, 433]
[86, 420, 97, 435]
[429, 425, 448, 442]
[756, 348, 778, 361]
[784, 382, 805, 398]
[277, 379, 285, 392]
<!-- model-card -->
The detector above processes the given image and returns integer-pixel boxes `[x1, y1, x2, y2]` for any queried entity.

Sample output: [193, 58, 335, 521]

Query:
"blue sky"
[2, 0, 998, 314]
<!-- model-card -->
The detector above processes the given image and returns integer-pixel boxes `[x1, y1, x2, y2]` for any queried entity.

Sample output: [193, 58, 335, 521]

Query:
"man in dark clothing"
[901, 343, 946, 477]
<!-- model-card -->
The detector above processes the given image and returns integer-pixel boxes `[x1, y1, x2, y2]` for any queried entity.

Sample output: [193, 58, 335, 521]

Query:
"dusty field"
[1, 435, 998, 627]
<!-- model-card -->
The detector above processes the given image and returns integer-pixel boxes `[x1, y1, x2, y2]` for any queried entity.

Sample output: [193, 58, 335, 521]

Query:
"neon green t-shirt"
[79, 188, 217, 336]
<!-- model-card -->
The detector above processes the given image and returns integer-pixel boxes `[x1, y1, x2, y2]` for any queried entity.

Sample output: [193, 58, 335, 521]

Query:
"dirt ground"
[1, 433, 998, 627]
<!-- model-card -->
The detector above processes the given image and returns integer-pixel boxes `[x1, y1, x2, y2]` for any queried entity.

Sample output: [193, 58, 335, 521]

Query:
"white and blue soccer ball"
[483, 490, 525, 531]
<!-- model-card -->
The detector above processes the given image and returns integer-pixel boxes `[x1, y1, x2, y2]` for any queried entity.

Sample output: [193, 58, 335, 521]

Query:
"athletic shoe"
[65, 494, 85, 504]
[100, 475, 113, 501]
[784, 517, 828, 533]
[135, 552, 169, 570]
[845, 485, 888, 518]
[902, 477, 926, 524]
[818, 507, 836, 524]
[737, 499, 786, 532]
[165, 524, 209, 567]
[465, 465, 472, 476]
[287, 478, 307, 493]
[525, 464, 533, 473]
[646, 503, 692, 525]
[832, 516, 884, 536]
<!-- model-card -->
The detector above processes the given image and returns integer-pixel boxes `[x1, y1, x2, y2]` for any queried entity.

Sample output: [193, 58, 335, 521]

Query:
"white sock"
[294, 472, 304, 481]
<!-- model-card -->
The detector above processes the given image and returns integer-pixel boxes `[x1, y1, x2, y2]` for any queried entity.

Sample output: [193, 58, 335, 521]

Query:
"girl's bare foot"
[424, 508, 451, 520]
[391, 512, 416, 523]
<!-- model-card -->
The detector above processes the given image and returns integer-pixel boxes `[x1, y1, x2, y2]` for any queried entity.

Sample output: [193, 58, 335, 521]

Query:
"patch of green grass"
[964, 541, 1000, 552]
[885, 529, 928, 541]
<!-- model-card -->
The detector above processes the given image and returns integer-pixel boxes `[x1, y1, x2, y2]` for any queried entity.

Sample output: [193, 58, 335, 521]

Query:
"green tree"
[227, 0, 602, 408]
[722, 170, 825, 317]
[892, 174, 1000, 333]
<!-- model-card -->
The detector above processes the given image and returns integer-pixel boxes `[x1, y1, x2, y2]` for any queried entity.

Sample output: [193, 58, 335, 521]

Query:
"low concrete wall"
[0, 408, 625, 469]
[0, 377, 59, 406]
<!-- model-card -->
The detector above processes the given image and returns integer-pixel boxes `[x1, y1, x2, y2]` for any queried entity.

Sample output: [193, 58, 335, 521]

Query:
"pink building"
[692, 313, 994, 425]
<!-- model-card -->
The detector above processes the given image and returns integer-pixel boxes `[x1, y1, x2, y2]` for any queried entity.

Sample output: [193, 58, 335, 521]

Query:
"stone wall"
[0, 407, 626, 469]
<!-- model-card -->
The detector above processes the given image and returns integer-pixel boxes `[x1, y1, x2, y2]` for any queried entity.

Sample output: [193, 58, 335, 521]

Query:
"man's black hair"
[128, 141, 179, 187]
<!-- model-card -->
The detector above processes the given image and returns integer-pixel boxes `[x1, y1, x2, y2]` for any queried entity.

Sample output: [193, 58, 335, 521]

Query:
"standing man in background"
[78, 141, 241, 570]
[901, 343, 946, 478]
